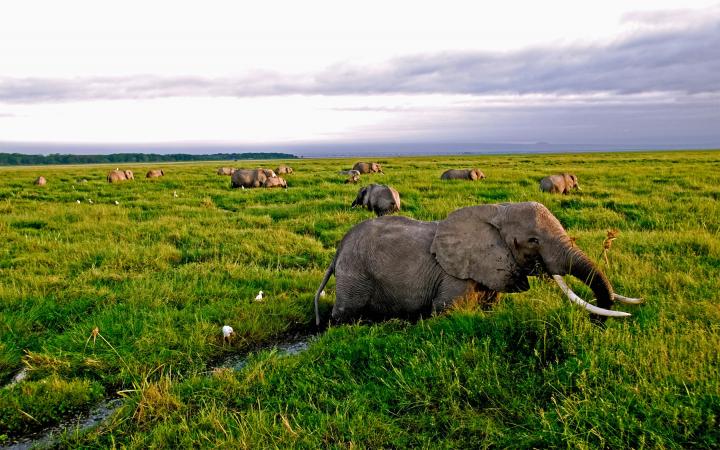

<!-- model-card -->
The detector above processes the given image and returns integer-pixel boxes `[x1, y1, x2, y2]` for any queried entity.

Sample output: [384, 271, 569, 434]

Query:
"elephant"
[345, 173, 360, 184]
[314, 201, 640, 325]
[217, 167, 236, 176]
[107, 170, 133, 183]
[276, 165, 294, 175]
[339, 170, 361, 176]
[441, 168, 486, 181]
[263, 176, 288, 188]
[231, 169, 274, 188]
[351, 184, 401, 217]
[540, 173, 580, 194]
[146, 169, 164, 178]
[34, 176, 47, 186]
[352, 162, 384, 174]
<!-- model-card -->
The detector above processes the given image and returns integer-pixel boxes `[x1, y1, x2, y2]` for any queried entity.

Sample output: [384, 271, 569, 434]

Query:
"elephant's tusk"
[612, 293, 644, 304]
[552, 275, 631, 317]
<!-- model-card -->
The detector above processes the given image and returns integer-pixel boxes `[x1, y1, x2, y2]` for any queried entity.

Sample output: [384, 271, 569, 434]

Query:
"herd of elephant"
[29, 160, 640, 326]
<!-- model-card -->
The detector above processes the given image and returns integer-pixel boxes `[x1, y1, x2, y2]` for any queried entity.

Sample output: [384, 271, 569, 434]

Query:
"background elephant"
[315, 201, 636, 325]
[34, 176, 47, 186]
[217, 167, 235, 175]
[351, 184, 401, 216]
[441, 168, 486, 181]
[107, 170, 128, 183]
[124, 170, 134, 180]
[345, 173, 360, 184]
[540, 173, 580, 194]
[352, 162, 384, 174]
[146, 169, 164, 178]
[231, 169, 273, 188]
[263, 177, 287, 188]
[276, 165, 294, 175]
[339, 170, 361, 176]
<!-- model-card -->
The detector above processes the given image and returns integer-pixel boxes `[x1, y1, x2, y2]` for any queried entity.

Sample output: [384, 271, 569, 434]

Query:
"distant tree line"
[0, 152, 299, 166]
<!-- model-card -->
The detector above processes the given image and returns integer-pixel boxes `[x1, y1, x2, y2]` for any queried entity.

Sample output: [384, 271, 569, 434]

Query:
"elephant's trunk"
[543, 239, 614, 312]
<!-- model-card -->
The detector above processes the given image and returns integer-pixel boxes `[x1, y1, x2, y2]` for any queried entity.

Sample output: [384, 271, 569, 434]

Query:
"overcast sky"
[1, 0, 719, 154]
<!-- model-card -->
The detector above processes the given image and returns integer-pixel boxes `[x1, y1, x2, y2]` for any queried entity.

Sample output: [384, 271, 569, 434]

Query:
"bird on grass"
[320, 290, 326, 297]
[222, 325, 234, 343]
[255, 291, 264, 301]
[114, 201, 120, 205]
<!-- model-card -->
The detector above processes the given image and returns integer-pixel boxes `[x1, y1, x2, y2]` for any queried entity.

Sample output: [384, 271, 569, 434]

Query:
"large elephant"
[263, 176, 288, 188]
[231, 169, 275, 188]
[146, 169, 164, 178]
[217, 167, 235, 176]
[314, 202, 640, 325]
[441, 168, 486, 181]
[276, 164, 294, 175]
[107, 170, 133, 183]
[352, 162, 384, 174]
[540, 173, 580, 194]
[351, 184, 401, 216]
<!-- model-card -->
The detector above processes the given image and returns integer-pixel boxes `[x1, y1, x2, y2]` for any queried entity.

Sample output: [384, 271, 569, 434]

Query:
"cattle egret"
[88, 199, 93, 204]
[255, 291, 264, 301]
[320, 290, 326, 297]
[173, 191, 178, 198]
[222, 325, 234, 343]
[114, 201, 120, 205]
[76, 200, 81, 203]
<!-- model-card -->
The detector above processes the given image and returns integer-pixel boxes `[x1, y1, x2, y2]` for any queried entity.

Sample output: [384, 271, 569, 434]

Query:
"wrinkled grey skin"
[441, 168, 486, 181]
[540, 173, 580, 194]
[146, 169, 164, 178]
[231, 169, 275, 188]
[217, 167, 235, 175]
[315, 202, 615, 325]
[107, 170, 133, 183]
[345, 174, 360, 184]
[34, 176, 47, 186]
[339, 170, 361, 176]
[352, 162, 384, 174]
[263, 177, 288, 188]
[276, 165, 294, 175]
[351, 184, 401, 216]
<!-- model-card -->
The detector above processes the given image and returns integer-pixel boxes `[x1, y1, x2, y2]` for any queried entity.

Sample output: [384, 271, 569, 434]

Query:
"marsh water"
[1, 333, 315, 449]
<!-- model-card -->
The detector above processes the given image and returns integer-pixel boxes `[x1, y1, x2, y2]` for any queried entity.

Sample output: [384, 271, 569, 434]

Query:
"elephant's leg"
[431, 277, 472, 313]
[332, 272, 373, 323]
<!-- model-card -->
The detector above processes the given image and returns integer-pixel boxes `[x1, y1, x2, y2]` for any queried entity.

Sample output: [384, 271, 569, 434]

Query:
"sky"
[1, 0, 719, 155]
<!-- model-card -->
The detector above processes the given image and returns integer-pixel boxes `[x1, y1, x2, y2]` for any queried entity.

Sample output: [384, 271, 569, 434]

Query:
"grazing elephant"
[231, 169, 274, 188]
[107, 170, 132, 183]
[276, 165, 294, 175]
[217, 167, 235, 176]
[352, 162, 384, 174]
[34, 176, 47, 186]
[263, 177, 288, 188]
[146, 169, 164, 178]
[441, 168, 486, 181]
[351, 184, 401, 217]
[314, 201, 640, 325]
[540, 173, 580, 194]
[339, 170, 361, 176]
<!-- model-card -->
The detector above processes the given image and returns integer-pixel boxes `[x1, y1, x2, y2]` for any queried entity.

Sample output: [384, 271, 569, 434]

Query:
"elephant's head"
[372, 163, 383, 174]
[351, 186, 370, 207]
[470, 169, 486, 180]
[564, 173, 580, 190]
[431, 202, 618, 316]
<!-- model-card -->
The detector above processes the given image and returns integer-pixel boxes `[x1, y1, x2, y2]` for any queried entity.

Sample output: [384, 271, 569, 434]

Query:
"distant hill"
[0, 152, 299, 166]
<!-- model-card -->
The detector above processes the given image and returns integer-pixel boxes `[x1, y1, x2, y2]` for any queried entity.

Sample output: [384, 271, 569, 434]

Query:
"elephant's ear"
[431, 205, 521, 291]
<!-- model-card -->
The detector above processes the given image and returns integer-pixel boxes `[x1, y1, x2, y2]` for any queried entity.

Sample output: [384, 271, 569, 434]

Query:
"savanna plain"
[1, 151, 719, 448]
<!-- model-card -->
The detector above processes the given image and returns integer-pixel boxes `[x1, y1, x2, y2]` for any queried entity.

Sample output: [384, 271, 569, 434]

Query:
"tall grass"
[0, 151, 719, 447]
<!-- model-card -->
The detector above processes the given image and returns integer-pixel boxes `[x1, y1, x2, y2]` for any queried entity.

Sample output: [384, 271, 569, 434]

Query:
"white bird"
[241, 186, 245, 190]
[320, 290, 326, 297]
[173, 191, 178, 198]
[76, 200, 81, 203]
[222, 325, 234, 343]
[88, 199, 93, 204]
[114, 201, 119, 205]
[254, 290, 264, 301]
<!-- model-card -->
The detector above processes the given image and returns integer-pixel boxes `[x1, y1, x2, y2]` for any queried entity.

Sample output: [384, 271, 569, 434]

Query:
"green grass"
[0, 151, 719, 448]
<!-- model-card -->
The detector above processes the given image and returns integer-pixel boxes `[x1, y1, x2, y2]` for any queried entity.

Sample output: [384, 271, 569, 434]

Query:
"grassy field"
[1, 151, 719, 448]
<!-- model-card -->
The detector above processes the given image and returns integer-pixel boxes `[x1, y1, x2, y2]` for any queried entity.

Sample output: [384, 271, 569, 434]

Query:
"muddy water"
[1, 334, 315, 449]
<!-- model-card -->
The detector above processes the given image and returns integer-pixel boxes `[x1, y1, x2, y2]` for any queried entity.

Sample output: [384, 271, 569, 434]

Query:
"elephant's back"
[353, 162, 370, 173]
[441, 169, 468, 180]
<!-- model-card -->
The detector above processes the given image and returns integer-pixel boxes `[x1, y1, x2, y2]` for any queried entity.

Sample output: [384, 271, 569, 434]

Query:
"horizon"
[2, 1, 720, 150]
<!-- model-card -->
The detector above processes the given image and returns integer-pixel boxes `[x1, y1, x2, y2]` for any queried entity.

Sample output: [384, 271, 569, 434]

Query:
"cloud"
[0, 15, 718, 104]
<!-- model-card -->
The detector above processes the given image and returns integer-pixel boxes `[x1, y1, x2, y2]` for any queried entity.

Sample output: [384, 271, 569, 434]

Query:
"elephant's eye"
[528, 237, 540, 244]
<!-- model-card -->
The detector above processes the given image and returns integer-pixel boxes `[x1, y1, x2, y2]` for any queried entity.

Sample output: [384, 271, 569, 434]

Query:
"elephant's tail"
[314, 256, 336, 326]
